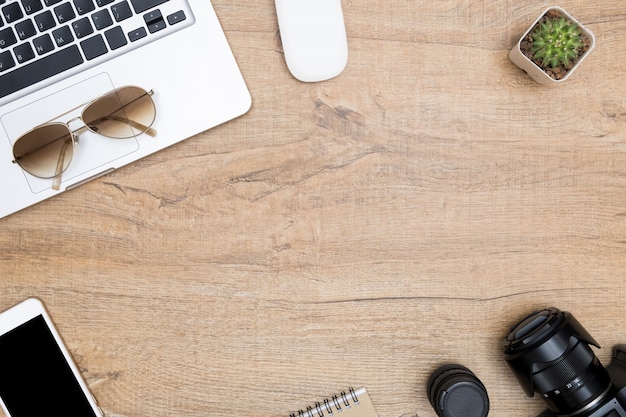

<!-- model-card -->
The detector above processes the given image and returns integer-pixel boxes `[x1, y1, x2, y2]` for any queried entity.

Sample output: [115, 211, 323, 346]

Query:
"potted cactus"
[509, 6, 595, 84]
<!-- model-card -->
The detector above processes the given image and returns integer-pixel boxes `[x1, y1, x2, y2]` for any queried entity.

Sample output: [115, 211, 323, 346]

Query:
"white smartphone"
[0, 298, 103, 416]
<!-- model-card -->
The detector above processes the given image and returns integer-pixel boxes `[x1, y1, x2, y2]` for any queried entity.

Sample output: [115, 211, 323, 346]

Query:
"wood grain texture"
[2, 1, 626, 416]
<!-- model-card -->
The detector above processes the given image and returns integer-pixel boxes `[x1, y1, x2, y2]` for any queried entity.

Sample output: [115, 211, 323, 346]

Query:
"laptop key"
[104, 25, 125, 49]
[15, 19, 36, 40]
[72, 16, 93, 38]
[2, 2, 23, 23]
[13, 42, 35, 63]
[0, 44, 83, 99]
[166, 10, 184, 25]
[53, 2, 75, 23]
[33, 33, 54, 54]
[129, 0, 166, 14]
[144, 9, 164, 33]
[22, 0, 43, 14]
[0, 27, 17, 48]
[73, 0, 94, 15]
[80, 33, 107, 60]
[52, 24, 73, 46]
[127, 26, 145, 41]
[34, 10, 56, 31]
[92, 9, 113, 30]
[0, 50, 15, 72]
[110, 0, 131, 22]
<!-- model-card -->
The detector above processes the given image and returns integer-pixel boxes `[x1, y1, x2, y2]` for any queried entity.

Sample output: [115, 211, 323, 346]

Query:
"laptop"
[0, 0, 251, 219]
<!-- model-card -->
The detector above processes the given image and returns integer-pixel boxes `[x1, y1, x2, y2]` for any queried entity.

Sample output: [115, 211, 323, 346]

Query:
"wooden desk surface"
[2, 1, 626, 416]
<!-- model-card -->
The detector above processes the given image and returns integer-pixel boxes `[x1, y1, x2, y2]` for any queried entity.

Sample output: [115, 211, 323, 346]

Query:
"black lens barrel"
[503, 307, 613, 416]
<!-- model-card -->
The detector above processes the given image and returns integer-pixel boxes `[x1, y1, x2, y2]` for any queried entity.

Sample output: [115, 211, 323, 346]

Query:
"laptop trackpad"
[1, 73, 140, 194]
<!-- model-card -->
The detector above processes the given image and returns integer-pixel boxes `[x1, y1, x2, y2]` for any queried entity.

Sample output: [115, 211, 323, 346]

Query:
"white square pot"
[509, 6, 596, 84]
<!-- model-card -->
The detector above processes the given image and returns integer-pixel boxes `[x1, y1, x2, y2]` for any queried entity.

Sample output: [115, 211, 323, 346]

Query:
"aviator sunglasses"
[11, 86, 156, 190]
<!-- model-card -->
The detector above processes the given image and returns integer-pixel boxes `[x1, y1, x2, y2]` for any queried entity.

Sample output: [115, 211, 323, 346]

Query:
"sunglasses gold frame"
[11, 86, 156, 190]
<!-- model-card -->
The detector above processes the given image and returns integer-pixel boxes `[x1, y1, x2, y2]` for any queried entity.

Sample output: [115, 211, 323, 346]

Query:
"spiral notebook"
[289, 387, 378, 417]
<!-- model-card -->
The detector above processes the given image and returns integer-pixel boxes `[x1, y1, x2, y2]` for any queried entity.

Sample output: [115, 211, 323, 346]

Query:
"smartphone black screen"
[0, 315, 98, 416]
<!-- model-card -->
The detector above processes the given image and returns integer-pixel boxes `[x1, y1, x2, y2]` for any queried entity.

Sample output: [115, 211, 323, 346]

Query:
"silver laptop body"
[0, 0, 251, 218]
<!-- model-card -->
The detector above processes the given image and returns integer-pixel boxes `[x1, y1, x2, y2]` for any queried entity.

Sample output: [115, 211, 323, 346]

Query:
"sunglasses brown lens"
[82, 86, 155, 139]
[13, 123, 74, 179]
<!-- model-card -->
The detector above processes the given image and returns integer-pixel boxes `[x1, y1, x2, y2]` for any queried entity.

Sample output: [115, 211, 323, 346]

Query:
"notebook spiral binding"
[290, 388, 360, 417]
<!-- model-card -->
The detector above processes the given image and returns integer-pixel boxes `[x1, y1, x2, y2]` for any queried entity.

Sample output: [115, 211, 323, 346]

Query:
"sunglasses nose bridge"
[66, 116, 83, 130]
[65, 117, 90, 142]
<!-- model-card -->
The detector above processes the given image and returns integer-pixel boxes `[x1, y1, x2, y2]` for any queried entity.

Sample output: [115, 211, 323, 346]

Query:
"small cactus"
[530, 17, 583, 69]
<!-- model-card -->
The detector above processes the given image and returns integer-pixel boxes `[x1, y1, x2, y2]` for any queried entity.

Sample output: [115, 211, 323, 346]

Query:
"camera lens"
[503, 307, 613, 416]
[427, 364, 489, 417]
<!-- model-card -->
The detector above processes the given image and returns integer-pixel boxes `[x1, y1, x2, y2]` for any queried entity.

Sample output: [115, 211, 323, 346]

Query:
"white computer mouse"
[275, 0, 348, 82]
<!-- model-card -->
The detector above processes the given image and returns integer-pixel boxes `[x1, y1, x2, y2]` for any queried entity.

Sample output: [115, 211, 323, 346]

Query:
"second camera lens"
[427, 364, 489, 417]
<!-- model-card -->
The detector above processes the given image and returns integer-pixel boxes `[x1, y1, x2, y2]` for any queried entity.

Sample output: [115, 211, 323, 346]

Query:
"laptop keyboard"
[0, 0, 192, 100]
